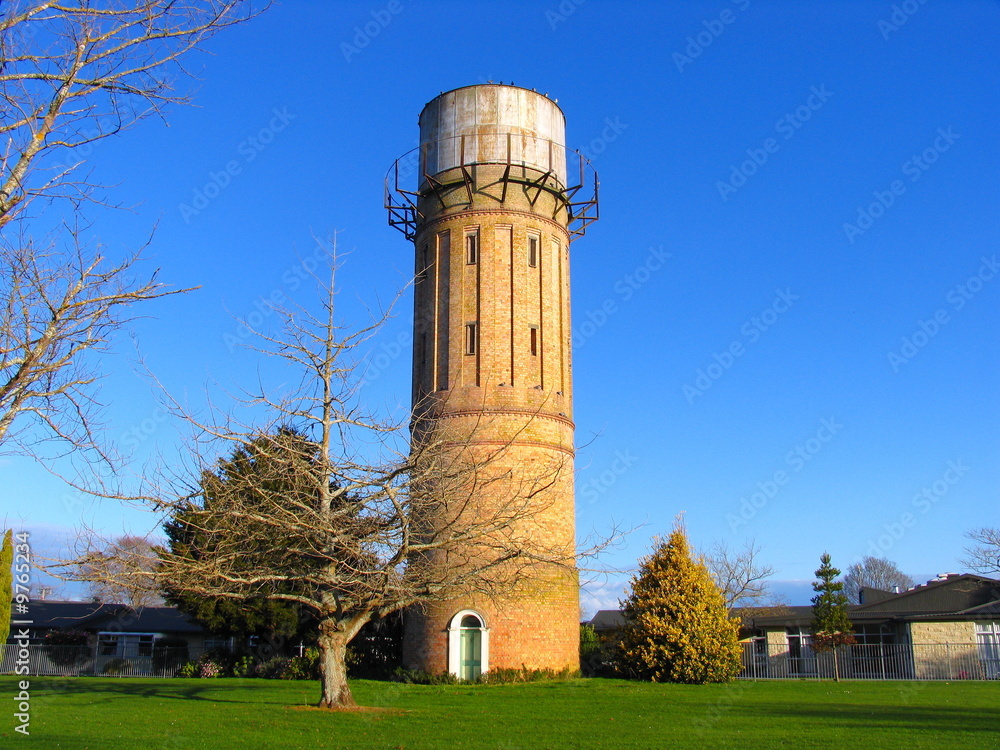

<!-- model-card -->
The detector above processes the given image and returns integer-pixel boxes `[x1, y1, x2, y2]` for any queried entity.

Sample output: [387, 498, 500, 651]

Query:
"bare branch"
[702, 539, 776, 610]
[962, 527, 1000, 575]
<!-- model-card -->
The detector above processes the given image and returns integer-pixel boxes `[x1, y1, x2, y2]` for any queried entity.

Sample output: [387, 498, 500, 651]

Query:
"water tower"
[386, 83, 598, 678]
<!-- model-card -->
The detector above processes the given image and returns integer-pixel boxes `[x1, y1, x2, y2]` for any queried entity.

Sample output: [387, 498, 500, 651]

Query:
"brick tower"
[386, 84, 598, 678]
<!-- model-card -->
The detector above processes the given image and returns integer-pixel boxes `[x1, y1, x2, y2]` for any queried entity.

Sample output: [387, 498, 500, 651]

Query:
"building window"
[529, 326, 538, 356]
[465, 323, 478, 355]
[97, 633, 155, 658]
[465, 231, 478, 264]
[786, 627, 816, 675]
[417, 243, 429, 280]
[203, 637, 235, 653]
[977, 621, 1000, 678]
[527, 235, 538, 268]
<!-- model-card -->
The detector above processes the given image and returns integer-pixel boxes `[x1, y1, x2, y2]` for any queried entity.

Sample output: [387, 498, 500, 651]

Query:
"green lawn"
[2, 676, 998, 749]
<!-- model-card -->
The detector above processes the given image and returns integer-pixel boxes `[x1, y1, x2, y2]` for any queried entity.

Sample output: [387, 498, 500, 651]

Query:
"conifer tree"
[810, 552, 855, 681]
[1, 530, 12, 653]
[617, 521, 742, 683]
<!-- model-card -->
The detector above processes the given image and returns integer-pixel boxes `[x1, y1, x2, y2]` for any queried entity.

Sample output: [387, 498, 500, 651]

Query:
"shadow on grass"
[748, 701, 1000, 736]
[27, 676, 316, 705]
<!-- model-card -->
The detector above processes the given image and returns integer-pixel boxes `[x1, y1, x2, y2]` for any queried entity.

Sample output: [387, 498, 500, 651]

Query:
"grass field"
[2, 676, 998, 749]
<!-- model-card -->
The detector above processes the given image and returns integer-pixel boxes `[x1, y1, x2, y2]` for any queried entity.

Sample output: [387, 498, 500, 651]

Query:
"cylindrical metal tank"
[418, 84, 568, 187]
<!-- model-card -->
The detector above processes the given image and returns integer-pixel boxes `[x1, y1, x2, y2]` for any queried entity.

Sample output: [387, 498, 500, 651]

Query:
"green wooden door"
[460, 626, 482, 681]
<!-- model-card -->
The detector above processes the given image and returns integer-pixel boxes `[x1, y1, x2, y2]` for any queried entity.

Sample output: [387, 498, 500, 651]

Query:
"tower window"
[465, 231, 479, 264]
[417, 243, 429, 280]
[465, 322, 478, 355]
[529, 326, 538, 356]
[527, 235, 538, 268]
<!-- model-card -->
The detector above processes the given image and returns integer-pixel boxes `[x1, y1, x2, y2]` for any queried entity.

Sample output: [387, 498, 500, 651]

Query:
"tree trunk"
[833, 647, 840, 682]
[317, 626, 356, 708]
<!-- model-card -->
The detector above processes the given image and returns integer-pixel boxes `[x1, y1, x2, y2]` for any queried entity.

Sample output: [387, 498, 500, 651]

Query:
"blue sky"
[3, 0, 998, 614]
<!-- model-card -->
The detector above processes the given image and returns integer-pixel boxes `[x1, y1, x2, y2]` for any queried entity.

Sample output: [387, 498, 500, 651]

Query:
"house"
[742, 573, 1000, 679]
[585, 574, 1000, 680]
[3, 600, 223, 676]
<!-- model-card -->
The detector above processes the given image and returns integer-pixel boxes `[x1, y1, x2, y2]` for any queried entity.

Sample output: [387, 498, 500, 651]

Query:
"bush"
[43, 629, 92, 667]
[256, 656, 292, 680]
[477, 666, 580, 684]
[175, 655, 223, 678]
[101, 658, 131, 676]
[197, 658, 222, 678]
[153, 637, 189, 673]
[282, 648, 320, 680]
[390, 668, 460, 685]
[231, 655, 256, 678]
[390, 665, 579, 685]
[580, 624, 618, 678]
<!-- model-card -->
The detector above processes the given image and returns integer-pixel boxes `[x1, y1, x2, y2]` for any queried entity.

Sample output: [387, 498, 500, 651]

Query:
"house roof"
[748, 574, 1000, 629]
[587, 609, 627, 631]
[851, 574, 1000, 616]
[9, 600, 205, 635]
[585, 574, 1000, 633]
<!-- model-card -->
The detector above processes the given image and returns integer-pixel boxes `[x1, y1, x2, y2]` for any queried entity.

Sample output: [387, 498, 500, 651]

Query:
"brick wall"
[403, 163, 581, 675]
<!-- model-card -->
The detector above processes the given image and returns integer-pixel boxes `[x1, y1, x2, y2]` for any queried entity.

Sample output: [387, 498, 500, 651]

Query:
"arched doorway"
[447, 610, 489, 680]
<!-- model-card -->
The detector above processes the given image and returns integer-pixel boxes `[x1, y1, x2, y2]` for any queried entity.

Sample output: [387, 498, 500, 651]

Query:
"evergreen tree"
[0, 530, 12, 651]
[617, 521, 742, 683]
[810, 552, 855, 681]
[161, 427, 321, 648]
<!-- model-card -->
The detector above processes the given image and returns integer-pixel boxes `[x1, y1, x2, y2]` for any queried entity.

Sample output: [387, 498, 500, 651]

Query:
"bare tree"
[77, 534, 164, 607]
[0, 1, 266, 230]
[843, 556, 913, 604]
[962, 527, 1000, 575]
[64, 243, 600, 709]
[0, 1, 265, 462]
[703, 539, 776, 611]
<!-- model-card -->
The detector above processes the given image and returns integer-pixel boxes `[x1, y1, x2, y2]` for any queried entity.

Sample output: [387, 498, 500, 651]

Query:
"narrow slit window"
[529, 326, 538, 357]
[528, 235, 538, 268]
[465, 231, 479, 264]
[417, 243, 429, 279]
[465, 323, 478, 355]
[419, 332, 427, 370]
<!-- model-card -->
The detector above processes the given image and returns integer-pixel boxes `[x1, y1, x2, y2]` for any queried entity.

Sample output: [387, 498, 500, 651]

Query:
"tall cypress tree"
[810, 552, 855, 681]
[0, 529, 13, 652]
[617, 521, 742, 683]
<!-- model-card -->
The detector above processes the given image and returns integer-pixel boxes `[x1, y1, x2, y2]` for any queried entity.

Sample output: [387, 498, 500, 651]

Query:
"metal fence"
[1, 645, 197, 678]
[739, 642, 1000, 681]
[6, 643, 1000, 681]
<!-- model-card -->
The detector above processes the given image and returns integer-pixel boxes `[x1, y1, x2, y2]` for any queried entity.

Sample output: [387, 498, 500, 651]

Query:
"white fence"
[1, 645, 195, 678]
[739, 642, 1000, 680]
[5, 643, 1000, 681]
